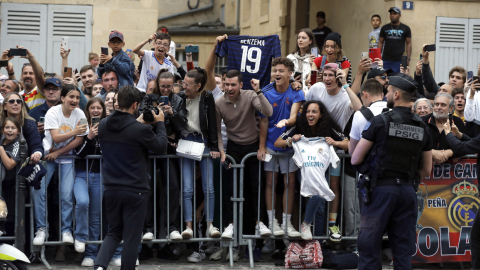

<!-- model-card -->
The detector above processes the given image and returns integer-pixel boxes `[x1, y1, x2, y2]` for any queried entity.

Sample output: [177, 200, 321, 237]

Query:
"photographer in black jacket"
[94, 85, 168, 270]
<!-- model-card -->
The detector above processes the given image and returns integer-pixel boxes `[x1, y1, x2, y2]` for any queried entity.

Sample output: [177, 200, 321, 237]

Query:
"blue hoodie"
[97, 49, 135, 88]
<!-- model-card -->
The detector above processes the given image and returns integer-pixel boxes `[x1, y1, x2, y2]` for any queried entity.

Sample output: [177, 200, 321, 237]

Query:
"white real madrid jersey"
[292, 136, 340, 201]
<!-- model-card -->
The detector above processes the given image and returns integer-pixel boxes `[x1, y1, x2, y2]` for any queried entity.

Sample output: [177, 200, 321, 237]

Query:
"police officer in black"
[351, 73, 433, 269]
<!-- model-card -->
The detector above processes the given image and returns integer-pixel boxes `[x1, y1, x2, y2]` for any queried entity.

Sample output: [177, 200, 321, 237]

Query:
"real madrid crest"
[448, 180, 480, 230]
[318, 148, 323, 154]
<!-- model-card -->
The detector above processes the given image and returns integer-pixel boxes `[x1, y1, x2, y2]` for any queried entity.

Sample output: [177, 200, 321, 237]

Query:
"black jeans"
[144, 156, 180, 234]
[95, 190, 148, 270]
[224, 140, 264, 248]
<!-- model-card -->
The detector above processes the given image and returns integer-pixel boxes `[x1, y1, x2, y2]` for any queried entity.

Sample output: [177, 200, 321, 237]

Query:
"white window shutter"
[468, 19, 480, 74]
[47, 5, 92, 74]
[435, 17, 469, 83]
[0, 3, 48, 76]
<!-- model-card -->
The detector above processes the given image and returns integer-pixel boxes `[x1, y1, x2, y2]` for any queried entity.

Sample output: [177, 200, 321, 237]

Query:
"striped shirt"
[20, 86, 45, 110]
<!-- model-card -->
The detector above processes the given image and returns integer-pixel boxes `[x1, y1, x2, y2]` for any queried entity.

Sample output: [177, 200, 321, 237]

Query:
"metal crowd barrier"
[238, 152, 479, 268]
[34, 153, 237, 269]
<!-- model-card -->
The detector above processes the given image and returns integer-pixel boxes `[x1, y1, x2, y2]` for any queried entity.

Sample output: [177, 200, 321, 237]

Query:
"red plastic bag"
[285, 240, 323, 269]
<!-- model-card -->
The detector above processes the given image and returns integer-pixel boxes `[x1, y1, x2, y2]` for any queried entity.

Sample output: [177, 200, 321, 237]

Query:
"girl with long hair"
[287, 28, 317, 92]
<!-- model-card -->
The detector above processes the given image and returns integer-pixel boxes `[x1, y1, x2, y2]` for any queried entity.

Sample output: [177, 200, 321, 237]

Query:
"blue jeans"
[383, 60, 401, 73]
[32, 161, 75, 234]
[181, 133, 215, 222]
[74, 169, 102, 260]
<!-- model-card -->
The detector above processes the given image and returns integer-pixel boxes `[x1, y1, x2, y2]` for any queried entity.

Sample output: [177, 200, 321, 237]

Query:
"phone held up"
[185, 45, 199, 53]
[64, 67, 72, 78]
[92, 117, 100, 126]
[0, 60, 8, 67]
[8, 48, 27, 57]
[311, 47, 318, 57]
[101, 47, 108, 56]
[311, 70, 318, 85]
[424, 44, 436, 52]
[467, 71, 474, 82]
[401, 55, 408, 69]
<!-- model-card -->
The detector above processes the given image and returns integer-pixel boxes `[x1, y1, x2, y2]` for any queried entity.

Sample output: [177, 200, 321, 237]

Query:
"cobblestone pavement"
[25, 246, 468, 270]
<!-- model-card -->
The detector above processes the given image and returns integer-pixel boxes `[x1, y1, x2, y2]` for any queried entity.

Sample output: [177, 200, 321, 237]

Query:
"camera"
[138, 94, 161, 123]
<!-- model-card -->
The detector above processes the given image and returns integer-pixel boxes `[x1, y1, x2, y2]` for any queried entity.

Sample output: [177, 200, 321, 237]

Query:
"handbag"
[176, 139, 205, 161]
[285, 240, 323, 269]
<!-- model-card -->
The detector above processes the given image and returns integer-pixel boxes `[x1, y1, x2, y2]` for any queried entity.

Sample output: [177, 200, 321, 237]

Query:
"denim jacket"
[97, 49, 135, 88]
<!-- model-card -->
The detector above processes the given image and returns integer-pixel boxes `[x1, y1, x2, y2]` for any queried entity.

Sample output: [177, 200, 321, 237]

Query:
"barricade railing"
[35, 153, 238, 269]
[238, 152, 479, 268]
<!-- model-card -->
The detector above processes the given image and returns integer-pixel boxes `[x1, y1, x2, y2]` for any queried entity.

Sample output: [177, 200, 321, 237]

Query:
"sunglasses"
[7, 99, 23, 105]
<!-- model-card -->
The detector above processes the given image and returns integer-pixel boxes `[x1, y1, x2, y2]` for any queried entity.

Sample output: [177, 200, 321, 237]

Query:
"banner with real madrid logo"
[413, 158, 477, 263]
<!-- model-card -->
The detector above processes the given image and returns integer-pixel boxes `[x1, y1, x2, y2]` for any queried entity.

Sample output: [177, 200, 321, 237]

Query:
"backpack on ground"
[285, 240, 322, 269]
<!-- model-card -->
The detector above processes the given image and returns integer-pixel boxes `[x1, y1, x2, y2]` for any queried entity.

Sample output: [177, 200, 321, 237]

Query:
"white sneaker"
[170, 230, 182, 240]
[222, 224, 234, 239]
[209, 247, 223, 261]
[282, 220, 301, 237]
[109, 258, 139, 267]
[74, 239, 85, 253]
[257, 221, 272, 236]
[301, 222, 312, 240]
[62, 232, 74, 244]
[209, 224, 221, 238]
[270, 219, 285, 236]
[187, 251, 206, 263]
[142, 232, 154, 241]
[226, 246, 240, 262]
[81, 257, 94, 267]
[33, 229, 46, 245]
[181, 227, 193, 239]
[262, 239, 274, 253]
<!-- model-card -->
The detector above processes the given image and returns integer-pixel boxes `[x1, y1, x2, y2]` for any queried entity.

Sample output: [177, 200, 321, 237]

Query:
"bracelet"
[286, 137, 293, 148]
[8, 72, 14, 76]
[255, 91, 263, 95]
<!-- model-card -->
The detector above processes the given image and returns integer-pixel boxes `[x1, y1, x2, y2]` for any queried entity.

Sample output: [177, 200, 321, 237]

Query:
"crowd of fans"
[0, 7, 479, 267]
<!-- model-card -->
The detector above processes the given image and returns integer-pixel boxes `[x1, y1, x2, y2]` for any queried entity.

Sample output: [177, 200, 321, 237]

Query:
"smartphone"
[369, 48, 382, 61]
[92, 117, 100, 126]
[264, 154, 273, 162]
[61, 37, 69, 51]
[8, 48, 27, 57]
[161, 27, 167, 34]
[159, 96, 169, 105]
[101, 47, 108, 55]
[424, 44, 436, 52]
[294, 71, 302, 79]
[468, 71, 474, 81]
[448, 113, 453, 126]
[39, 117, 45, 124]
[0, 60, 8, 67]
[420, 53, 423, 61]
[474, 76, 480, 87]
[79, 118, 88, 126]
[311, 47, 318, 57]
[401, 55, 408, 69]
[361, 52, 369, 59]
[185, 45, 199, 53]
[311, 70, 318, 85]
[222, 160, 232, 170]
[64, 67, 72, 78]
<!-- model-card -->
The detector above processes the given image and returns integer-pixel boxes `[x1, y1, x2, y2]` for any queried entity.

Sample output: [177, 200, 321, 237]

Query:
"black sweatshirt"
[98, 110, 167, 193]
[75, 135, 101, 173]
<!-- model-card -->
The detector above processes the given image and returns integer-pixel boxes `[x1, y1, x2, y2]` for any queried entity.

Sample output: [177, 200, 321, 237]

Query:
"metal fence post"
[15, 138, 27, 251]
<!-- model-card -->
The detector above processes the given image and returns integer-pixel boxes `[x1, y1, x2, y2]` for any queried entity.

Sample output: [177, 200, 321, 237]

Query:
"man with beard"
[421, 45, 465, 94]
[95, 69, 119, 101]
[421, 93, 465, 164]
[378, 7, 412, 73]
[351, 73, 432, 270]
[452, 88, 466, 122]
[133, 32, 174, 93]
[79, 65, 97, 98]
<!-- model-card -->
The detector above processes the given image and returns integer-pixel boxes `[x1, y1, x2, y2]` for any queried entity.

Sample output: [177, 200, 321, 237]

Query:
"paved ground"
[25, 246, 469, 270]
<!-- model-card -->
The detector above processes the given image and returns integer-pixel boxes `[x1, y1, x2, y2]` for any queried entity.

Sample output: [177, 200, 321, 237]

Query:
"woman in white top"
[42, 84, 89, 246]
[287, 28, 317, 92]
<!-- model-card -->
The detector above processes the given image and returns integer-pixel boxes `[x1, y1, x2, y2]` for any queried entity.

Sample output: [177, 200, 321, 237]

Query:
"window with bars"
[214, 55, 228, 75]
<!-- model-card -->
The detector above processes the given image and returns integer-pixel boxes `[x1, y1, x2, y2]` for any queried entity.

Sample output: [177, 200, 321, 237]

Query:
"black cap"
[367, 67, 393, 79]
[388, 73, 418, 93]
[325, 32, 342, 48]
[388, 7, 401, 14]
[316, 11, 326, 18]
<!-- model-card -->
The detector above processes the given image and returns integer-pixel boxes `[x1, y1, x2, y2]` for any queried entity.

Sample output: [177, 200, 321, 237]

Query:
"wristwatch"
[255, 90, 263, 95]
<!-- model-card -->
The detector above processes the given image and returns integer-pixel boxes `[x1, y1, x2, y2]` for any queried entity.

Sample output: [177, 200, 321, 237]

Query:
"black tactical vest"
[367, 110, 426, 187]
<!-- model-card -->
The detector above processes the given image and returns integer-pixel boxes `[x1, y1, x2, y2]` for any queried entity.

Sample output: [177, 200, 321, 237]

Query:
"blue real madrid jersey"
[215, 35, 281, 90]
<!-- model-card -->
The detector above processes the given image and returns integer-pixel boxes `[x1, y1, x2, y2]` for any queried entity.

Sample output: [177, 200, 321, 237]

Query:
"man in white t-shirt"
[133, 32, 175, 92]
[305, 63, 361, 241]
[306, 63, 362, 130]
[349, 79, 387, 154]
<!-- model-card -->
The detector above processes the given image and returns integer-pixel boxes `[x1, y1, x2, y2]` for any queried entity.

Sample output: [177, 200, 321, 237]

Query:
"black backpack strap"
[359, 106, 374, 121]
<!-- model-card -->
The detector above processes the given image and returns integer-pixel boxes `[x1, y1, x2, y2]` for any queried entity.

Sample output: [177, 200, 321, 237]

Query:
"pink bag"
[285, 240, 323, 269]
